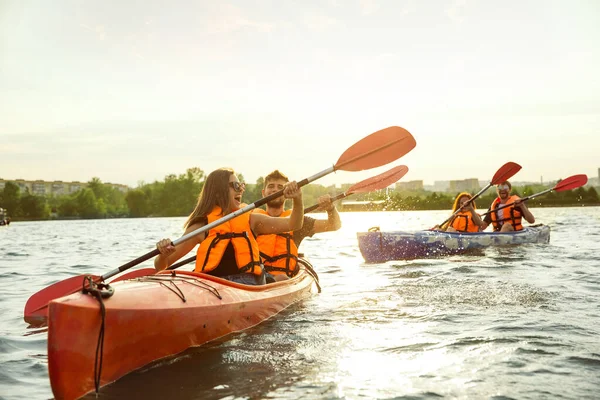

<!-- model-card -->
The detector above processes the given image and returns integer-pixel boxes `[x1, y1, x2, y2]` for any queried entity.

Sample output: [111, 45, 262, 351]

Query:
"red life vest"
[254, 209, 299, 277]
[490, 195, 523, 231]
[195, 206, 262, 276]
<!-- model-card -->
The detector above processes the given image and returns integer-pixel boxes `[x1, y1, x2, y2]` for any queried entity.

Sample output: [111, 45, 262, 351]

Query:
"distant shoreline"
[6, 203, 598, 222]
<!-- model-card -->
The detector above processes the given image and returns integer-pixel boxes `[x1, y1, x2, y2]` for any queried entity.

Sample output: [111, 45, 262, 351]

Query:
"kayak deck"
[48, 267, 318, 400]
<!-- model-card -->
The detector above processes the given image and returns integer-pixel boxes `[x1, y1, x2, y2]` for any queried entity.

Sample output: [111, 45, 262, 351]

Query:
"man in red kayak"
[481, 181, 535, 232]
[254, 170, 341, 281]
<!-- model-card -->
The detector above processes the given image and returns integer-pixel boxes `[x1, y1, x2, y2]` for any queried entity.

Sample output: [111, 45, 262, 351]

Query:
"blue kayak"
[357, 224, 551, 262]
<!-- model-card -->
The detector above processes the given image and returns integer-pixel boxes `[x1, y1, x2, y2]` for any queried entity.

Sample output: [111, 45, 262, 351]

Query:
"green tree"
[584, 186, 599, 203]
[574, 187, 586, 204]
[76, 188, 100, 218]
[156, 168, 204, 216]
[1, 182, 21, 217]
[126, 188, 153, 217]
[87, 177, 106, 200]
[243, 177, 265, 205]
[20, 193, 50, 219]
[58, 196, 79, 217]
[86, 178, 128, 217]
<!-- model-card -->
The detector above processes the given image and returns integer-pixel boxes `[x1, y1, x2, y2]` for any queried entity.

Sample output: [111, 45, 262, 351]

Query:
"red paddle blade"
[347, 165, 409, 194]
[555, 174, 588, 192]
[23, 274, 102, 325]
[491, 162, 522, 185]
[335, 126, 416, 172]
[109, 268, 156, 283]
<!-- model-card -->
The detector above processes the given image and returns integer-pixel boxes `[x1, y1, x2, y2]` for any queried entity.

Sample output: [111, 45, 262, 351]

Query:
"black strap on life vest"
[262, 259, 300, 277]
[260, 232, 299, 277]
[201, 231, 262, 274]
[490, 202, 523, 231]
[449, 214, 470, 232]
[507, 207, 523, 231]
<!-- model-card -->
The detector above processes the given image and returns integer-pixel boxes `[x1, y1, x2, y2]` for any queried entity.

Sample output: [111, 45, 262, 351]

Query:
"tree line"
[359, 183, 600, 211]
[1, 169, 598, 221]
[0, 168, 336, 221]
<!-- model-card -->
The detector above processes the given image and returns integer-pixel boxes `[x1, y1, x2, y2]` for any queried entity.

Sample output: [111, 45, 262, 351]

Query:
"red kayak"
[47, 263, 319, 399]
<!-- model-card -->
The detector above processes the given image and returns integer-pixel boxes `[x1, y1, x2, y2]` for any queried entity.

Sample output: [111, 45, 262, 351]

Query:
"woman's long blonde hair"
[184, 167, 235, 228]
[451, 192, 476, 213]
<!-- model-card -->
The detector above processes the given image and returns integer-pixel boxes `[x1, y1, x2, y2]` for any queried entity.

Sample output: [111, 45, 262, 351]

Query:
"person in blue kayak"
[440, 192, 485, 232]
[480, 181, 535, 232]
[254, 170, 341, 281]
[154, 167, 304, 285]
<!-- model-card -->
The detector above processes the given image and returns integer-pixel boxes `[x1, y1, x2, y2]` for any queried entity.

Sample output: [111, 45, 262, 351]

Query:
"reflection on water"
[1, 208, 600, 399]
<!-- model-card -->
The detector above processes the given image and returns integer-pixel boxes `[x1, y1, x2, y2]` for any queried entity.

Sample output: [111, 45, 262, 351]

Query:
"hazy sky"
[1, 0, 599, 188]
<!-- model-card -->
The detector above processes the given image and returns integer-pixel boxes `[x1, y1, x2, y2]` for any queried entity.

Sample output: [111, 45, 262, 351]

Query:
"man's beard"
[267, 197, 285, 208]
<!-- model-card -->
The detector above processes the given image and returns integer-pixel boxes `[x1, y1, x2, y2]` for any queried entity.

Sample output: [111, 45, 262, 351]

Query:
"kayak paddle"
[479, 174, 588, 217]
[24, 126, 416, 324]
[304, 165, 409, 213]
[436, 161, 522, 229]
[110, 164, 411, 280]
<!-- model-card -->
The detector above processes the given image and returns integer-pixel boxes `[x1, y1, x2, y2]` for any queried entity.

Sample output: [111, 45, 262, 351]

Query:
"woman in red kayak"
[154, 167, 304, 285]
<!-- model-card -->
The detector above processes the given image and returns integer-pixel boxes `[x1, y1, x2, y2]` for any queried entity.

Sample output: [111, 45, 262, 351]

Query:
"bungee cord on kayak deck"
[138, 275, 223, 301]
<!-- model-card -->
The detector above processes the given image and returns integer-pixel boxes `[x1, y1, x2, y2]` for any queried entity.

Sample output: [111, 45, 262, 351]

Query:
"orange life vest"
[489, 195, 523, 231]
[449, 211, 480, 232]
[195, 206, 262, 276]
[254, 209, 299, 277]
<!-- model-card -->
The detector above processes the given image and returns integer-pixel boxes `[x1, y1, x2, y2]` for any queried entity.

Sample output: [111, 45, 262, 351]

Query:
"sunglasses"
[229, 181, 246, 192]
[497, 184, 510, 190]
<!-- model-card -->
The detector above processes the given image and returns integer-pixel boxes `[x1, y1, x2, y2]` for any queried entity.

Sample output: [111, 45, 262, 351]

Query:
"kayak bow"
[48, 262, 318, 399]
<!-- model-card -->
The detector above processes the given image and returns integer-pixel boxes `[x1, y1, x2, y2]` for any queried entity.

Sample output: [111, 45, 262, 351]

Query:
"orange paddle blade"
[24, 274, 102, 325]
[335, 127, 416, 172]
[347, 165, 409, 194]
[491, 162, 522, 184]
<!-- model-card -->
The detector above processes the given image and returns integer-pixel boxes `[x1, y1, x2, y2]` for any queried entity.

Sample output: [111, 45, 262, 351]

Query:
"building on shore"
[433, 180, 450, 192]
[395, 180, 424, 191]
[448, 178, 480, 193]
[0, 178, 129, 196]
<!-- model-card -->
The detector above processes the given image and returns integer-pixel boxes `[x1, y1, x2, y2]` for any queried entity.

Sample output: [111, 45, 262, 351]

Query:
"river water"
[1, 207, 599, 399]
